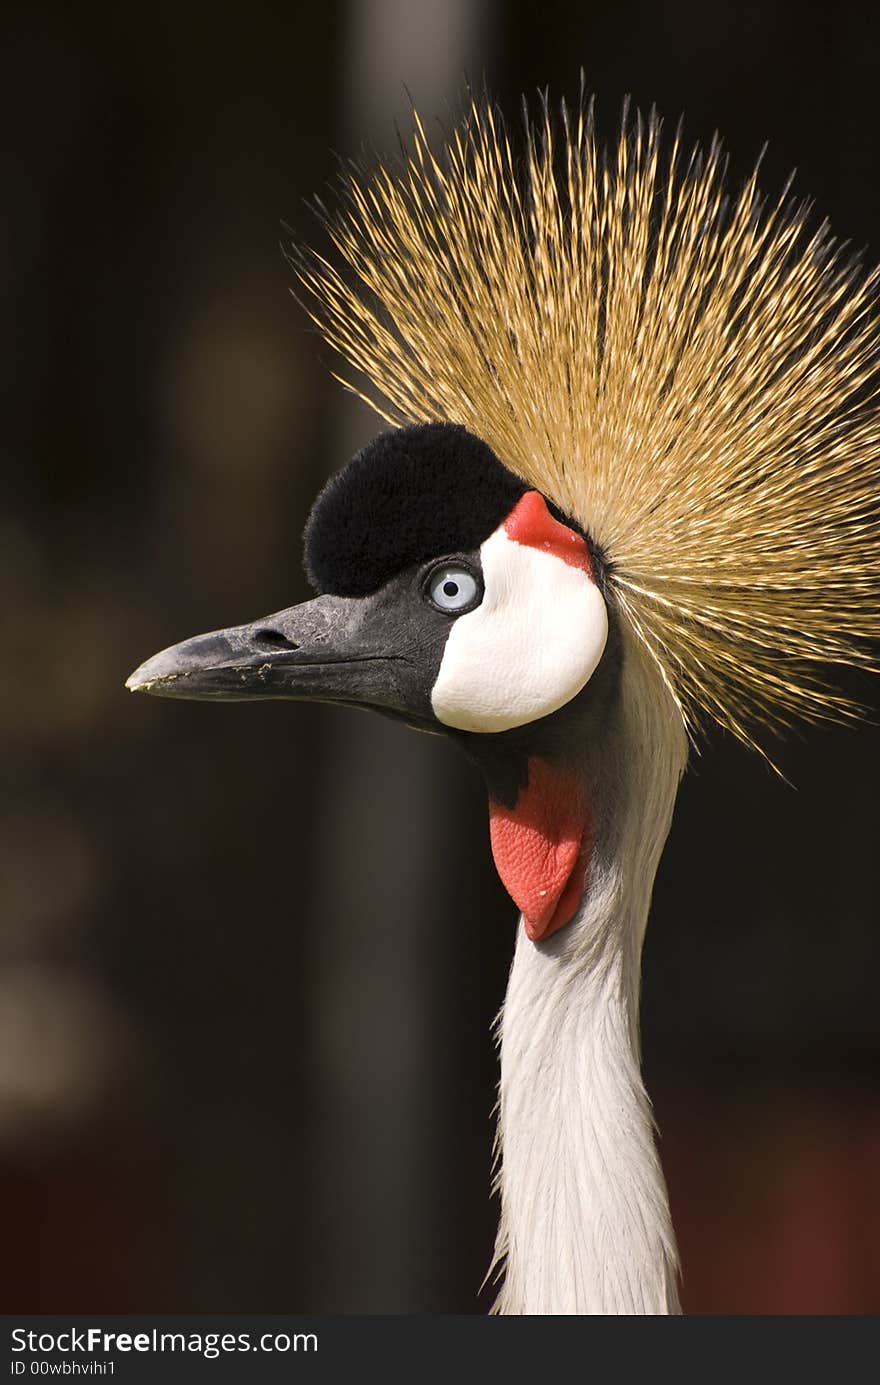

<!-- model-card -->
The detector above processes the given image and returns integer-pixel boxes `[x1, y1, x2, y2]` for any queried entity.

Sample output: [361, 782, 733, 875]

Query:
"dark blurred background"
[2, 0, 879, 1315]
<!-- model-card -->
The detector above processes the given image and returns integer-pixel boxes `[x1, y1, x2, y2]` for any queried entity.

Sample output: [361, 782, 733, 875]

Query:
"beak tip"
[125, 654, 181, 696]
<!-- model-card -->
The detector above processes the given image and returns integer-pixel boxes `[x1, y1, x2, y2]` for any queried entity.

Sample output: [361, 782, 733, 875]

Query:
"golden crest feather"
[292, 92, 880, 751]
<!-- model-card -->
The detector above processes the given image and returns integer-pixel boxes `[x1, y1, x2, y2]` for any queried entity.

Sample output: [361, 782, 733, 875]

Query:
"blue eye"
[426, 565, 481, 614]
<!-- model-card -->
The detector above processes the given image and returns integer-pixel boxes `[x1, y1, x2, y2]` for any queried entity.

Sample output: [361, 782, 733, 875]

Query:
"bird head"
[129, 91, 880, 944]
[127, 422, 618, 941]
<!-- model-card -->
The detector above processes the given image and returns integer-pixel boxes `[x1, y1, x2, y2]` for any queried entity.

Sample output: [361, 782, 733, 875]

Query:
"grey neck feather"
[490, 629, 688, 1314]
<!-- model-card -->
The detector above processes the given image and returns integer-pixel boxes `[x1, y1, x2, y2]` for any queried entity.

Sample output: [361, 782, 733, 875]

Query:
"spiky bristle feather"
[292, 94, 880, 751]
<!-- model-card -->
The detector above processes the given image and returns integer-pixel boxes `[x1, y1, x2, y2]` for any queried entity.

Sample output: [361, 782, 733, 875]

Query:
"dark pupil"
[443, 580, 459, 598]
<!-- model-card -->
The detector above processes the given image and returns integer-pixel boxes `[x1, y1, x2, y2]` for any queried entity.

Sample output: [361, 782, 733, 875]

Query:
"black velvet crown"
[304, 423, 527, 596]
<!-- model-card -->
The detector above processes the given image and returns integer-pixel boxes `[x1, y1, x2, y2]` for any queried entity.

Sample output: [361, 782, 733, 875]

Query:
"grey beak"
[125, 593, 420, 717]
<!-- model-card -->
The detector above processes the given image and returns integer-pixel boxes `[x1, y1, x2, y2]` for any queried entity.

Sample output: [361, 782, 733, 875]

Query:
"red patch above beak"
[488, 757, 592, 942]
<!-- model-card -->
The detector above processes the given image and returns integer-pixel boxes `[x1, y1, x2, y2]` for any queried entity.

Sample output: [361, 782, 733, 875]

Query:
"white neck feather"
[491, 634, 688, 1314]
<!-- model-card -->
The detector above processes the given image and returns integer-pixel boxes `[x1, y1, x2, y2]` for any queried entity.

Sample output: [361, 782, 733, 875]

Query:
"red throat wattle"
[488, 757, 592, 942]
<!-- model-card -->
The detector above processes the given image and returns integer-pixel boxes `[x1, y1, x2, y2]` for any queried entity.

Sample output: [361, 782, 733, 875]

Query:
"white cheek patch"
[430, 522, 608, 733]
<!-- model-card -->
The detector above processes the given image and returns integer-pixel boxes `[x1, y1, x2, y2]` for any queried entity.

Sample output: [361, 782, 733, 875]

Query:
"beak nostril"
[253, 627, 299, 651]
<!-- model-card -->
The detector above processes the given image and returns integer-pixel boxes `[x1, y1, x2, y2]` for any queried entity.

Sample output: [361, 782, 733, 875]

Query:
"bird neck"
[490, 633, 687, 1314]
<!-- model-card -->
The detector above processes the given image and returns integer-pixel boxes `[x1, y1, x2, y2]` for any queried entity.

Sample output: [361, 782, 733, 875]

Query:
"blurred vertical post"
[308, 0, 492, 1311]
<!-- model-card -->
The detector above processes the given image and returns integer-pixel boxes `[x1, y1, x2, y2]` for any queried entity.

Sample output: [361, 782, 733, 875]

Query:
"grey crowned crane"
[127, 96, 880, 1314]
